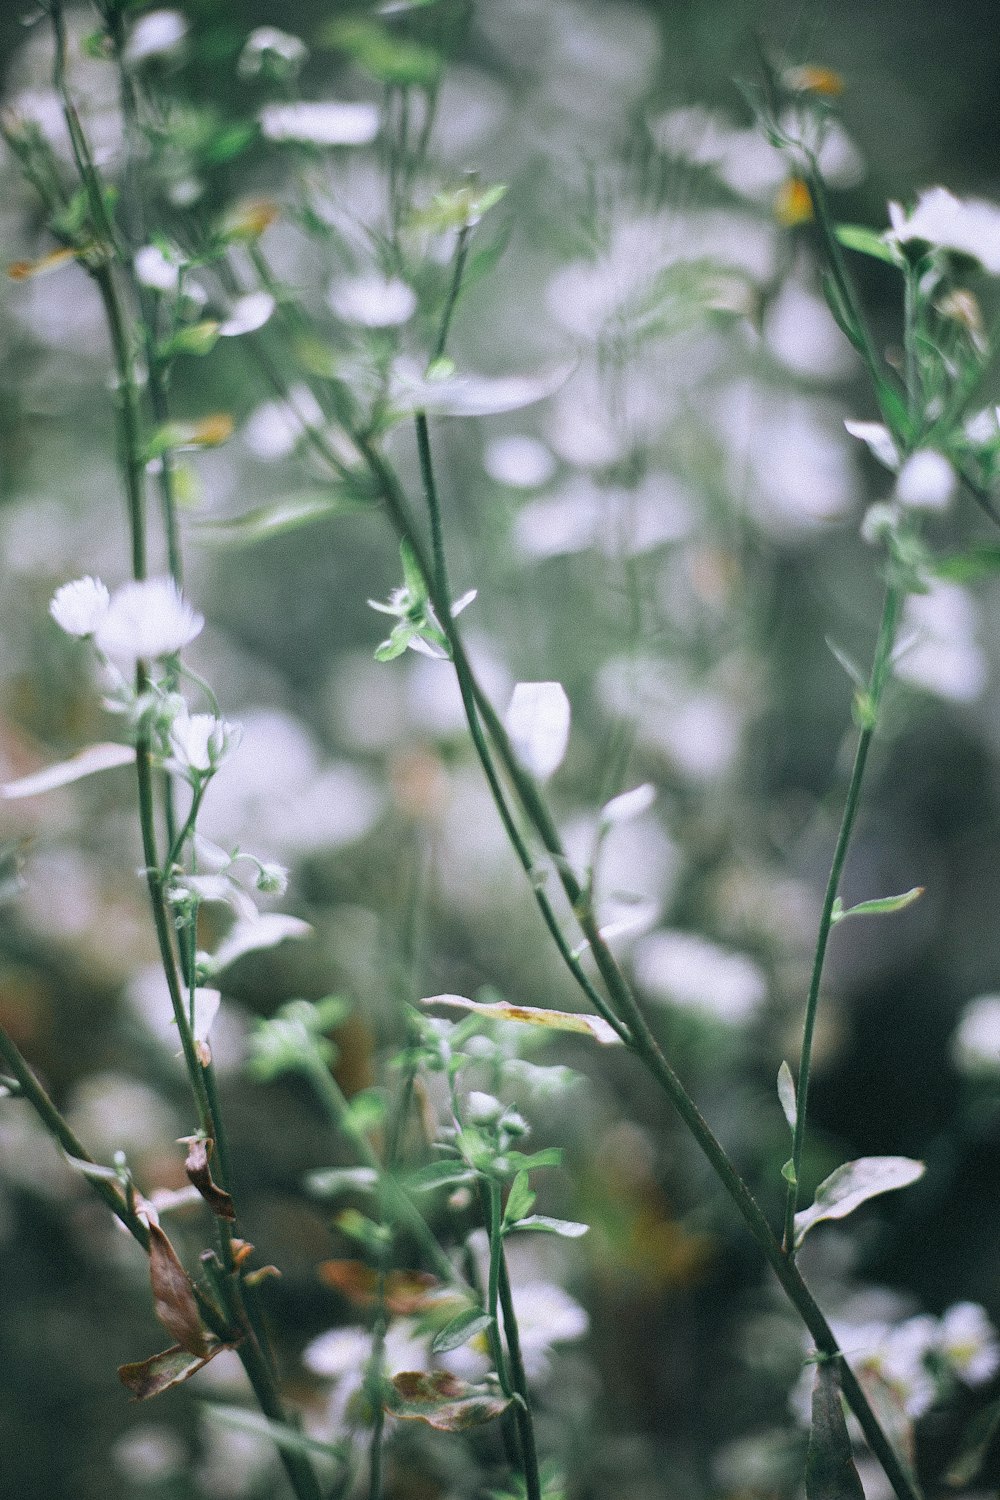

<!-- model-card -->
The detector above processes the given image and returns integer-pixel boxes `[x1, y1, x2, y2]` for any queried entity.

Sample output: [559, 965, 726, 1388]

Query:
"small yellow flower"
[775, 177, 814, 227]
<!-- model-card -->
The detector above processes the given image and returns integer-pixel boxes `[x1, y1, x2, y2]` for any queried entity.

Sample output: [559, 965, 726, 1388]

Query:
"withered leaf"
[318, 1258, 438, 1315]
[118, 1340, 228, 1400]
[806, 1359, 866, 1500]
[148, 1221, 210, 1357]
[386, 1371, 512, 1431]
[184, 1137, 236, 1221]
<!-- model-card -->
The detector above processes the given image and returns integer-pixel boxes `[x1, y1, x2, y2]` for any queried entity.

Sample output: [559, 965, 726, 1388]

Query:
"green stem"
[497, 1246, 543, 1500]
[783, 582, 901, 1255]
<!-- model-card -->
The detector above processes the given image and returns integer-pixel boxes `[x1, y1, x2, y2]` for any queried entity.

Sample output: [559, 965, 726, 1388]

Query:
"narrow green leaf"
[835, 223, 902, 268]
[193, 490, 371, 548]
[794, 1156, 925, 1248]
[806, 1358, 866, 1500]
[400, 539, 427, 602]
[507, 1214, 589, 1238]
[503, 1147, 563, 1172]
[502, 1170, 536, 1228]
[406, 1160, 477, 1192]
[832, 887, 924, 925]
[825, 637, 866, 689]
[777, 1061, 797, 1131]
[935, 545, 1000, 582]
[781, 1158, 797, 1186]
[431, 1308, 494, 1355]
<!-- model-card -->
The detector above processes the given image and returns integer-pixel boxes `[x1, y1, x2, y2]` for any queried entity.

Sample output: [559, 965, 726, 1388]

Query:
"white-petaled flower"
[952, 994, 1000, 1074]
[259, 101, 380, 147]
[255, 862, 289, 896]
[124, 9, 188, 64]
[327, 274, 417, 328]
[895, 449, 957, 512]
[888, 188, 1000, 274]
[134, 244, 180, 294]
[844, 419, 901, 472]
[218, 292, 275, 337]
[168, 709, 236, 777]
[49, 576, 110, 637]
[238, 26, 308, 79]
[95, 577, 204, 665]
[937, 1302, 1000, 1385]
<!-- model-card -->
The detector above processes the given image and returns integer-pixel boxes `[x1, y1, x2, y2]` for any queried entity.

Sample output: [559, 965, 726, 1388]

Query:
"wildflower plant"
[4, 5, 1000, 1500]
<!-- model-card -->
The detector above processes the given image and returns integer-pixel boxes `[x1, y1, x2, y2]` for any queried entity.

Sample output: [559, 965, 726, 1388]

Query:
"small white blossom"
[952, 994, 1000, 1074]
[218, 292, 275, 337]
[465, 1091, 505, 1125]
[259, 101, 380, 147]
[49, 576, 110, 637]
[238, 27, 308, 79]
[168, 709, 235, 776]
[124, 10, 188, 64]
[327, 275, 417, 328]
[937, 1302, 1000, 1385]
[888, 188, 1000, 274]
[95, 577, 204, 665]
[844, 419, 901, 472]
[895, 450, 956, 512]
[134, 245, 180, 293]
[255, 862, 289, 896]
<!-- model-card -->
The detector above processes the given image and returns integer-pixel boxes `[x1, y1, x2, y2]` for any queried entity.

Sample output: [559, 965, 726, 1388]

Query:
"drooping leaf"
[119, 1341, 229, 1400]
[794, 1157, 925, 1248]
[505, 681, 571, 780]
[318, 1259, 439, 1315]
[193, 490, 373, 548]
[421, 994, 621, 1046]
[184, 1137, 236, 1221]
[835, 223, 902, 267]
[831, 887, 924, 924]
[388, 358, 572, 420]
[147, 1222, 210, 1356]
[506, 1214, 589, 1238]
[386, 1371, 513, 1430]
[805, 1358, 866, 1500]
[777, 1061, 797, 1131]
[1, 742, 135, 800]
[430, 1308, 494, 1355]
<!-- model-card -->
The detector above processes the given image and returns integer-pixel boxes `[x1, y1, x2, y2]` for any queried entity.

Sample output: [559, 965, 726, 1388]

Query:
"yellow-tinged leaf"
[784, 64, 845, 97]
[421, 993, 622, 1045]
[8, 246, 80, 280]
[118, 1340, 229, 1400]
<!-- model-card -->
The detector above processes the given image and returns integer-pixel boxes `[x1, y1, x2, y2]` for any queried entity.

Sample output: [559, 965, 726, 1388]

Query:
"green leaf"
[502, 1170, 536, 1228]
[399, 539, 427, 603]
[409, 182, 508, 234]
[320, 18, 442, 87]
[501, 1147, 563, 1172]
[406, 1159, 478, 1192]
[193, 489, 372, 548]
[777, 1061, 797, 1131]
[385, 1371, 512, 1431]
[825, 637, 866, 689]
[421, 994, 621, 1045]
[781, 1158, 797, 1186]
[806, 1359, 866, 1500]
[935, 545, 1000, 582]
[831, 887, 924, 925]
[343, 1089, 387, 1136]
[794, 1156, 925, 1248]
[835, 223, 902, 268]
[203, 1402, 348, 1460]
[506, 1214, 589, 1238]
[431, 1308, 494, 1355]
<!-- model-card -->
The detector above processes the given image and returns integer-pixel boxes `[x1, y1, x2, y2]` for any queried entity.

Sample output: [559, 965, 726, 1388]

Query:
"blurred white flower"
[632, 928, 767, 1024]
[895, 450, 956, 511]
[242, 386, 324, 461]
[484, 435, 557, 489]
[168, 708, 237, 776]
[304, 1321, 429, 1435]
[218, 292, 275, 337]
[124, 10, 187, 64]
[238, 27, 308, 79]
[895, 581, 987, 703]
[327, 274, 417, 327]
[952, 994, 1000, 1073]
[49, 575, 110, 637]
[95, 577, 204, 665]
[889, 188, 1000, 273]
[844, 419, 901, 471]
[938, 1302, 1000, 1385]
[259, 101, 380, 147]
[134, 244, 180, 293]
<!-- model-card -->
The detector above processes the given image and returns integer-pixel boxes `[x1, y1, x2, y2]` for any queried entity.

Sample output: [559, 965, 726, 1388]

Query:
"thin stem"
[783, 583, 903, 1254]
[497, 1247, 543, 1500]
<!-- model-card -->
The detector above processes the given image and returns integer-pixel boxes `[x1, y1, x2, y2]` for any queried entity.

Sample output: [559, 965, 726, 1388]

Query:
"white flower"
[327, 275, 417, 328]
[632, 929, 767, 1024]
[937, 1302, 1000, 1385]
[952, 994, 1000, 1074]
[255, 862, 289, 896]
[895, 581, 987, 703]
[844, 419, 901, 472]
[238, 27, 308, 79]
[218, 292, 275, 337]
[888, 188, 1000, 273]
[124, 10, 188, 64]
[49, 576, 110, 637]
[134, 245, 180, 293]
[259, 101, 380, 147]
[895, 450, 956, 512]
[168, 709, 235, 776]
[95, 577, 204, 665]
